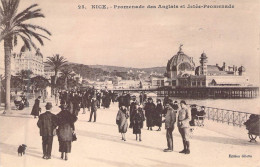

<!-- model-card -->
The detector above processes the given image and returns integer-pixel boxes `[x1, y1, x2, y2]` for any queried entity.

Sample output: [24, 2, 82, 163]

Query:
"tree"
[16, 69, 33, 80]
[0, 0, 51, 113]
[67, 78, 81, 89]
[2, 75, 23, 91]
[31, 75, 49, 91]
[45, 54, 67, 88]
[60, 67, 73, 90]
[16, 69, 33, 90]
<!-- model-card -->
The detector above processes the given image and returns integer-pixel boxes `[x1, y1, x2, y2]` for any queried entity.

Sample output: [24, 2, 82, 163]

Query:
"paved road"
[0, 97, 259, 167]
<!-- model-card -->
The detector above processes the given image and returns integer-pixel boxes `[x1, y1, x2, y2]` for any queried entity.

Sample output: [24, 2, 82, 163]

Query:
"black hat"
[45, 102, 53, 109]
[180, 100, 186, 105]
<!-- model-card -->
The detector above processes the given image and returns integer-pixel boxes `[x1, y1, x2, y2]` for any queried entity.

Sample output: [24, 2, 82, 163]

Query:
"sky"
[0, 0, 259, 84]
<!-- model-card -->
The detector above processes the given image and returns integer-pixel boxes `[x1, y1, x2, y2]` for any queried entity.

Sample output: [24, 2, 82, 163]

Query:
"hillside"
[89, 65, 166, 74]
[44, 62, 166, 81]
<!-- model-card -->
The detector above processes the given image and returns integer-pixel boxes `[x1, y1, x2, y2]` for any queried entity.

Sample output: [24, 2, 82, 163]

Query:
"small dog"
[17, 144, 27, 156]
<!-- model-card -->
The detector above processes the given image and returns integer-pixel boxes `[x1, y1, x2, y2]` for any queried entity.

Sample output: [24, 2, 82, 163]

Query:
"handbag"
[72, 132, 77, 142]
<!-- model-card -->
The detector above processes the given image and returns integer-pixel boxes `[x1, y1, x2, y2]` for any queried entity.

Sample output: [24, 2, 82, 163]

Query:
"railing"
[190, 105, 254, 127]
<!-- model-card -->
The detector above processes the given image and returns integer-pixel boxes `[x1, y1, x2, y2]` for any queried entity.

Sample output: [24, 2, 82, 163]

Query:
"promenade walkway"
[0, 97, 259, 167]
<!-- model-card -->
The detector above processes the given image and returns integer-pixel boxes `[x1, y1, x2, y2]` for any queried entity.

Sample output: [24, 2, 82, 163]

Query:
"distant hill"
[89, 65, 166, 74]
[44, 62, 166, 81]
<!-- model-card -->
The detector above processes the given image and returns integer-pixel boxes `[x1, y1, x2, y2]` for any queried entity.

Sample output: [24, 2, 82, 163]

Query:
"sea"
[144, 93, 260, 115]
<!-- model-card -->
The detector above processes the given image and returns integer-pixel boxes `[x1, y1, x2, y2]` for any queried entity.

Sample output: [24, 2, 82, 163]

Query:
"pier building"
[165, 45, 249, 88]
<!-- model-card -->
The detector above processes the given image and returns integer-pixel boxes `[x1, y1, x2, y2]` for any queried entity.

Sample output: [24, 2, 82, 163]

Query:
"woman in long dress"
[31, 96, 41, 118]
[56, 105, 78, 160]
[144, 97, 156, 130]
[154, 99, 163, 131]
[116, 106, 129, 141]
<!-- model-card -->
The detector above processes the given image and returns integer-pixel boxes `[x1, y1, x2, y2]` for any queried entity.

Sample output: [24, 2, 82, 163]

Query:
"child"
[133, 106, 145, 141]
[196, 106, 206, 126]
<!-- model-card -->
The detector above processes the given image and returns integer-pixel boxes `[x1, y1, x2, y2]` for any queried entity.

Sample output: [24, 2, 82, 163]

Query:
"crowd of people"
[34, 89, 202, 161]
[35, 87, 119, 160]
[115, 94, 193, 154]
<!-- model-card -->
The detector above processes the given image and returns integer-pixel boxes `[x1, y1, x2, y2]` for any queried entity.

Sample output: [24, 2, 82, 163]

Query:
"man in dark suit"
[88, 97, 97, 122]
[37, 102, 57, 159]
[162, 102, 176, 152]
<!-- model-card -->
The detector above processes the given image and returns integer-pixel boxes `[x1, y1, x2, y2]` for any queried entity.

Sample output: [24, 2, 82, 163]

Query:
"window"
[178, 62, 192, 71]
[161, 80, 164, 86]
[172, 80, 176, 86]
[202, 81, 206, 86]
[197, 81, 201, 86]
[192, 81, 196, 86]
[157, 80, 160, 85]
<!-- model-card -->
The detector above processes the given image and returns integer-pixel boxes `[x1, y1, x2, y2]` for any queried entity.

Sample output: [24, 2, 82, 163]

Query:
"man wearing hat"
[162, 102, 176, 152]
[37, 102, 57, 159]
[88, 96, 98, 122]
[178, 100, 191, 154]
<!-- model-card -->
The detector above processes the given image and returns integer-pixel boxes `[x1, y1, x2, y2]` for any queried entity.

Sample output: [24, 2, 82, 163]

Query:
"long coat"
[154, 103, 163, 127]
[37, 111, 57, 136]
[144, 102, 156, 127]
[132, 110, 145, 134]
[116, 109, 128, 133]
[129, 101, 138, 128]
[124, 94, 131, 108]
[56, 111, 77, 141]
[31, 99, 41, 116]
[164, 107, 176, 129]
[118, 96, 125, 108]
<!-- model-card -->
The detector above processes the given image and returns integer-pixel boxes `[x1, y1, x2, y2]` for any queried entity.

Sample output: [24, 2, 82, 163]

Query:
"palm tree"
[45, 54, 67, 88]
[0, 0, 51, 113]
[60, 68, 73, 90]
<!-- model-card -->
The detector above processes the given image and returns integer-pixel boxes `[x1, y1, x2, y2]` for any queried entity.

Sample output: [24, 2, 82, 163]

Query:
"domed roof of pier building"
[166, 45, 195, 72]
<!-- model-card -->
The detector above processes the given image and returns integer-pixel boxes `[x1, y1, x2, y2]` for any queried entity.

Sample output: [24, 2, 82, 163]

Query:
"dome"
[20, 45, 29, 52]
[201, 52, 207, 58]
[166, 46, 195, 71]
[238, 66, 246, 72]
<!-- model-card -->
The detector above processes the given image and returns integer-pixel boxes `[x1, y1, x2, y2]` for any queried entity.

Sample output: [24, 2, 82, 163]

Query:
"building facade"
[165, 45, 249, 87]
[13, 46, 44, 76]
